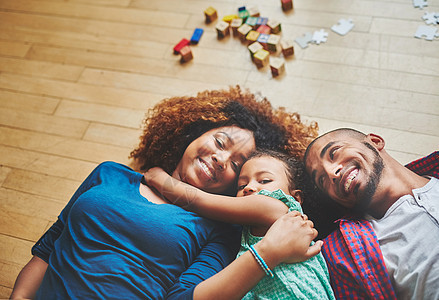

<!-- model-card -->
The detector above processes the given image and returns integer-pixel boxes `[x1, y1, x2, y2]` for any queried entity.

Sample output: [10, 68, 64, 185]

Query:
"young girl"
[144, 149, 335, 300]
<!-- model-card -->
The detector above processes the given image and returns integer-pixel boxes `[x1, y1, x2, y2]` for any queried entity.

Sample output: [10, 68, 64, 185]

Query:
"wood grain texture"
[1, 0, 438, 294]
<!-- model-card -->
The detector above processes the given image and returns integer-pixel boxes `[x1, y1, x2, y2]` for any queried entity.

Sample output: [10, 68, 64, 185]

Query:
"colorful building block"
[216, 21, 230, 39]
[281, 0, 293, 11]
[245, 16, 258, 28]
[238, 6, 246, 12]
[248, 42, 263, 61]
[256, 17, 268, 28]
[256, 24, 271, 35]
[253, 49, 270, 68]
[238, 10, 250, 21]
[190, 28, 204, 44]
[204, 6, 218, 23]
[246, 30, 260, 44]
[237, 24, 253, 42]
[248, 6, 260, 17]
[173, 38, 190, 54]
[270, 57, 285, 77]
[257, 33, 270, 49]
[280, 39, 295, 57]
[267, 19, 282, 34]
[180, 45, 193, 63]
[231, 18, 243, 36]
[267, 34, 281, 52]
[223, 14, 238, 23]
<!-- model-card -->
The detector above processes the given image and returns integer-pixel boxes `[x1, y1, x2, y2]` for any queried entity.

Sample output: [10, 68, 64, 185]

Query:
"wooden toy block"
[245, 16, 258, 28]
[237, 24, 252, 42]
[204, 6, 218, 23]
[257, 33, 270, 49]
[173, 38, 190, 54]
[281, 0, 293, 11]
[216, 21, 230, 39]
[256, 24, 271, 35]
[180, 45, 193, 63]
[248, 42, 263, 61]
[270, 57, 285, 77]
[238, 10, 249, 21]
[248, 6, 260, 17]
[267, 34, 281, 52]
[267, 19, 282, 34]
[256, 17, 268, 28]
[280, 39, 295, 57]
[253, 49, 270, 68]
[231, 18, 243, 36]
[223, 14, 238, 23]
[246, 30, 260, 44]
[190, 28, 204, 44]
[238, 6, 246, 12]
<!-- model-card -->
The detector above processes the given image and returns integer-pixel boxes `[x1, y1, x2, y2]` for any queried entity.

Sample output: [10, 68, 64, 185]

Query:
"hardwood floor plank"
[0, 89, 59, 114]
[0, 107, 89, 138]
[0, 127, 131, 165]
[0, 40, 30, 58]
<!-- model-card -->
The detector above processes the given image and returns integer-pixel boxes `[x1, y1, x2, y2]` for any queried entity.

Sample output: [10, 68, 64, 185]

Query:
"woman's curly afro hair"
[130, 85, 318, 173]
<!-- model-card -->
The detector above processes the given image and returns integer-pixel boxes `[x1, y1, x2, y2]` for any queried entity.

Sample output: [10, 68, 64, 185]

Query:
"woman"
[10, 86, 320, 299]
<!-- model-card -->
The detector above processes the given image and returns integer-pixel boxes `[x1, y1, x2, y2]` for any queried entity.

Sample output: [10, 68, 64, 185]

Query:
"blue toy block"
[238, 6, 246, 12]
[190, 28, 204, 44]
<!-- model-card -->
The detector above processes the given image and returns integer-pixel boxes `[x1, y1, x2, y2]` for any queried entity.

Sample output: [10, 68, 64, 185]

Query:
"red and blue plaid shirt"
[322, 151, 439, 299]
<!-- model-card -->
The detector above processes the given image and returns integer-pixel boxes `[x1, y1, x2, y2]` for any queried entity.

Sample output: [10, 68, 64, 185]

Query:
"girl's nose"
[243, 185, 257, 196]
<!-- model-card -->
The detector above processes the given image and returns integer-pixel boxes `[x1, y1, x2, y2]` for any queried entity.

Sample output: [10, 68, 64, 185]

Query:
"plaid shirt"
[322, 151, 439, 299]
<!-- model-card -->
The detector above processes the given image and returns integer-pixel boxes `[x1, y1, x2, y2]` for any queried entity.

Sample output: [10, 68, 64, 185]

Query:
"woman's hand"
[255, 211, 322, 266]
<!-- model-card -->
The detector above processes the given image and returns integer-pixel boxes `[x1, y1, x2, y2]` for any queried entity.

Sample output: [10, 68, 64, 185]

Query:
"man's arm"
[10, 256, 48, 299]
[144, 167, 288, 227]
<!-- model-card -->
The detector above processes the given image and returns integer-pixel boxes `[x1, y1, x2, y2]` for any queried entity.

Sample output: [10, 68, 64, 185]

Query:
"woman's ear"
[290, 189, 303, 205]
[366, 133, 385, 151]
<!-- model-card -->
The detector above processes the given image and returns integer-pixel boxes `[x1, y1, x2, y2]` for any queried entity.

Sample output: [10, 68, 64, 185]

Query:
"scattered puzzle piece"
[331, 19, 354, 35]
[312, 29, 328, 45]
[413, 0, 428, 9]
[422, 11, 438, 25]
[294, 32, 313, 48]
[414, 25, 437, 40]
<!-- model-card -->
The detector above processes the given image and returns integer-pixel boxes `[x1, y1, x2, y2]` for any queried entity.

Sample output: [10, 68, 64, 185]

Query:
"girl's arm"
[168, 211, 322, 300]
[144, 167, 288, 228]
[10, 256, 48, 299]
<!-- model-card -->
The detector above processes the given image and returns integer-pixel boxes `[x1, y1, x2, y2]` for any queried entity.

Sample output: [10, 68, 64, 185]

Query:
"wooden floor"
[0, 0, 438, 296]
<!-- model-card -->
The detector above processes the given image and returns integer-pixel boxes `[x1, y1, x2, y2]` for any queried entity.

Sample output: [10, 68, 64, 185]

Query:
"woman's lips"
[343, 169, 358, 193]
[198, 158, 216, 182]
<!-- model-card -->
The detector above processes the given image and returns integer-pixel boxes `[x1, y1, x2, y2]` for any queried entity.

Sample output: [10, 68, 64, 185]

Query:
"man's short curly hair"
[130, 85, 318, 172]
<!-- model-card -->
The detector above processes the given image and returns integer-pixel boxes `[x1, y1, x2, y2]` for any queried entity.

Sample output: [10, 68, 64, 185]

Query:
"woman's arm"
[10, 256, 48, 299]
[144, 167, 288, 227]
[168, 211, 322, 300]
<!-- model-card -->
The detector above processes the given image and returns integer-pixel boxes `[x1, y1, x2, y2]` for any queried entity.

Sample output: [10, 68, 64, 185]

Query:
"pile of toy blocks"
[206, 4, 295, 77]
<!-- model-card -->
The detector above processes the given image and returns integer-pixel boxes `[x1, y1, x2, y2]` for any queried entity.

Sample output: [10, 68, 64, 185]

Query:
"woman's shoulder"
[90, 161, 138, 178]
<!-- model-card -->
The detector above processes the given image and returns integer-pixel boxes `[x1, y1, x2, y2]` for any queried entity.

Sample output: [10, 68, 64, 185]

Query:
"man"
[304, 128, 439, 300]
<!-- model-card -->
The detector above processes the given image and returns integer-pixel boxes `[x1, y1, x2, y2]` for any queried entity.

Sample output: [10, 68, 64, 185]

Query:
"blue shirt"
[32, 162, 240, 299]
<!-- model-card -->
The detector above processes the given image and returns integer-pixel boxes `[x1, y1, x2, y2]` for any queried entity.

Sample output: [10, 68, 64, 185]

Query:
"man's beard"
[352, 142, 384, 214]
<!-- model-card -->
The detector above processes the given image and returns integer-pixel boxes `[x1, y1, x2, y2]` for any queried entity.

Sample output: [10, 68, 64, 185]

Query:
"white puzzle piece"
[414, 25, 438, 40]
[422, 11, 438, 25]
[294, 32, 313, 49]
[413, 0, 428, 9]
[331, 19, 354, 35]
[312, 29, 328, 45]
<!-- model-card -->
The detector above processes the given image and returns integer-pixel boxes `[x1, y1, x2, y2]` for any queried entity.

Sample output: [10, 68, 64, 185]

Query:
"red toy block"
[173, 38, 190, 54]
[281, 0, 293, 11]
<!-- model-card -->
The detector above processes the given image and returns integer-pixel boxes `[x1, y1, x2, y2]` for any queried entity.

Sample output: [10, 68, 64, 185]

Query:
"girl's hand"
[143, 167, 169, 186]
[255, 211, 322, 266]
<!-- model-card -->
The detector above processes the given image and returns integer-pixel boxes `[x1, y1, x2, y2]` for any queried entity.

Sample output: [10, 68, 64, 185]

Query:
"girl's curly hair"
[130, 85, 318, 173]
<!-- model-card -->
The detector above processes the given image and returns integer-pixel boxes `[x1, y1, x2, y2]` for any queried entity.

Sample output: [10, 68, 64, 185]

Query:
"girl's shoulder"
[257, 189, 302, 212]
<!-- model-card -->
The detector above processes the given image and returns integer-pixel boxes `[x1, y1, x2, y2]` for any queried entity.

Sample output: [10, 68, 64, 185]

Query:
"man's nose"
[326, 163, 343, 183]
